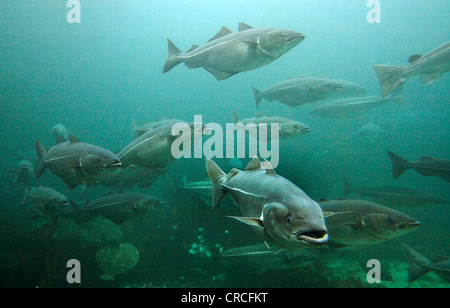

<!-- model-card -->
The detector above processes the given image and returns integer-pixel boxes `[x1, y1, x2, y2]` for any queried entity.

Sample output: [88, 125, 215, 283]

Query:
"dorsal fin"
[261, 159, 276, 175]
[207, 26, 233, 43]
[245, 156, 261, 171]
[239, 22, 253, 31]
[57, 135, 67, 144]
[408, 54, 422, 63]
[186, 44, 199, 53]
[69, 135, 80, 143]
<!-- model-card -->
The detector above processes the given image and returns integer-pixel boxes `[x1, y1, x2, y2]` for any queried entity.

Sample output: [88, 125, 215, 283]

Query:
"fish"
[118, 122, 206, 169]
[374, 41, 450, 97]
[52, 123, 69, 142]
[9, 159, 34, 190]
[71, 192, 162, 224]
[252, 77, 367, 108]
[309, 96, 395, 119]
[353, 123, 389, 143]
[232, 111, 311, 139]
[206, 156, 328, 249]
[131, 118, 183, 138]
[100, 165, 168, 191]
[402, 244, 450, 283]
[162, 23, 305, 81]
[217, 244, 319, 273]
[96, 243, 139, 281]
[180, 179, 213, 206]
[343, 176, 450, 207]
[22, 185, 69, 218]
[387, 150, 450, 182]
[319, 199, 420, 248]
[34, 135, 121, 191]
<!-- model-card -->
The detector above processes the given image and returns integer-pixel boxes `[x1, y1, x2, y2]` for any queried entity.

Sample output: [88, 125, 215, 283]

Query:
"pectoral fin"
[420, 72, 442, 85]
[227, 216, 264, 229]
[204, 67, 236, 81]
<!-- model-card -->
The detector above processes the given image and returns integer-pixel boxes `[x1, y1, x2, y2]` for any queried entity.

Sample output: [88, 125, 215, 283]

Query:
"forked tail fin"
[373, 65, 408, 97]
[387, 151, 411, 179]
[162, 38, 183, 73]
[402, 244, 431, 283]
[205, 158, 227, 210]
[252, 87, 262, 108]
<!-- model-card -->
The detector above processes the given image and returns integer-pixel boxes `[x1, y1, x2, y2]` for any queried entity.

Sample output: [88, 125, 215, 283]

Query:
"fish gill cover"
[0, 0, 448, 290]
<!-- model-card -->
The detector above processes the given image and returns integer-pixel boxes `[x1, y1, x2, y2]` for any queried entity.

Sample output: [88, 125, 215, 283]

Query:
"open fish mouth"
[287, 33, 305, 43]
[295, 230, 328, 245]
[301, 128, 311, 134]
[106, 161, 122, 169]
[399, 221, 421, 230]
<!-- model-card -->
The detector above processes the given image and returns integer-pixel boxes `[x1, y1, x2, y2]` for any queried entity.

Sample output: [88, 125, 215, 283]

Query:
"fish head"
[259, 29, 305, 58]
[360, 213, 420, 241]
[133, 197, 162, 213]
[52, 124, 69, 141]
[81, 152, 122, 175]
[54, 194, 70, 208]
[336, 82, 367, 96]
[280, 122, 311, 138]
[262, 199, 328, 249]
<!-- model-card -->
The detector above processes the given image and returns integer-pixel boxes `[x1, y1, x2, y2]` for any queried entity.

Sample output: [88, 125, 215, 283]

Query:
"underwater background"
[0, 0, 449, 288]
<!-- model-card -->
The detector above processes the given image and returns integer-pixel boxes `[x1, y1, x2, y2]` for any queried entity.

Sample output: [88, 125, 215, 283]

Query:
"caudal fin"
[34, 141, 47, 179]
[402, 243, 431, 283]
[373, 65, 408, 97]
[205, 158, 227, 210]
[252, 87, 262, 108]
[162, 38, 183, 73]
[387, 151, 411, 179]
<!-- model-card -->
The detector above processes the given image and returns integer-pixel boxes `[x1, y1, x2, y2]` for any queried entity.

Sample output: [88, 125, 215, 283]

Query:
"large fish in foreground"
[252, 77, 367, 108]
[162, 23, 305, 81]
[206, 156, 328, 249]
[319, 199, 420, 248]
[387, 150, 450, 182]
[35, 135, 121, 190]
[374, 41, 450, 97]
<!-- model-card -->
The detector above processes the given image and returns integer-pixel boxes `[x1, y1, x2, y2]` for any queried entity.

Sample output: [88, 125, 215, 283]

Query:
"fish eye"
[286, 214, 293, 224]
